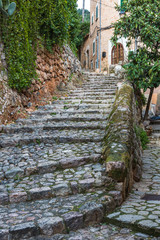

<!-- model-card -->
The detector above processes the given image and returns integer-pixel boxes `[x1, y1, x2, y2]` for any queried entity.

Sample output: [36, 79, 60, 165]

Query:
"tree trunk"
[143, 87, 154, 121]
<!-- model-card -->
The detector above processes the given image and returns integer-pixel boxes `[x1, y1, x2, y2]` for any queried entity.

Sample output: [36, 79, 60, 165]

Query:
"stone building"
[80, 0, 135, 72]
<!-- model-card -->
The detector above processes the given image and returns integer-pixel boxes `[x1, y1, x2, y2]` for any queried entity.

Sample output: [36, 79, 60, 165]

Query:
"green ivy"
[0, 0, 83, 91]
[1, 0, 39, 91]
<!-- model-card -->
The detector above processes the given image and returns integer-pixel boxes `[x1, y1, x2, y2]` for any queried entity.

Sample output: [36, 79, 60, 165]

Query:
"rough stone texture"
[0, 43, 82, 124]
[109, 64, 126, 79]
[106, 122, 160, 237]
[38, 217, 66, 235]
[63, 212, 84, 231]
[103, 82, 143, 200]
[0, 72, 121, 239]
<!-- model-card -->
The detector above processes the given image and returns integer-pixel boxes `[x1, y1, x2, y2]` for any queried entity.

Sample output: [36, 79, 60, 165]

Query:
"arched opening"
[111, 43, 124, 64]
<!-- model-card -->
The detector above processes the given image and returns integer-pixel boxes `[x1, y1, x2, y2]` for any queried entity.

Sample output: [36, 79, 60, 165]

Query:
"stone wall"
[0, 44, 82, 124]
[103, 82, 143, 201]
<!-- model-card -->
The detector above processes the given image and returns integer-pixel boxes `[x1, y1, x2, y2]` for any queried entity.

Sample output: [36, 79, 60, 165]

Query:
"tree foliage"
[112, 0, 160, 119]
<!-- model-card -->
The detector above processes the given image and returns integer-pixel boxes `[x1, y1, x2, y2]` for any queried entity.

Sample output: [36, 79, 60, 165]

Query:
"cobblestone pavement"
[1, 72, 160, 239]
[106, 120, 160, 237]
[0, 73, 122, 240]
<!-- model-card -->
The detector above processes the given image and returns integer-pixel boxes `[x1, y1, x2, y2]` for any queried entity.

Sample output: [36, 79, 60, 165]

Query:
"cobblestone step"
[0, 72, 119, 239]
[26, 103, 112, 111]
[0, 128, 105, 147]
[0, 191, 116, 240]
[51, 99, 115, 105]
[2, 162, 109, 205]
[0, 141, 102, 179]
[29, 109, 110, 116]
[14, 115, 109, 126]
[1, 121, 107, 134]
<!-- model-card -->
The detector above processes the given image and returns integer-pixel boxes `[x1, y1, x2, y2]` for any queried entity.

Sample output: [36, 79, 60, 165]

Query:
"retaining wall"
[103, 82, 143, 201]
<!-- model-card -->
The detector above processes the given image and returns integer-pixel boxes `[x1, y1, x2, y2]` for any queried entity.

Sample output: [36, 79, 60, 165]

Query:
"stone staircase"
[0, 73, 120, 240]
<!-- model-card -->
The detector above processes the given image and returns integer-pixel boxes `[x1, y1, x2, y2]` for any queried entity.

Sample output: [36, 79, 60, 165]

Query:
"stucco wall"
[81, 0, 135, 72]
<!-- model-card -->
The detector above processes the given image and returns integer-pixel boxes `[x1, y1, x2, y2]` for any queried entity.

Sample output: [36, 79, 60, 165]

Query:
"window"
[91, 60, 93, 70]
[91, 13, 94, 25]
[96, 4, 98, 20]
[111, 43, 124, 64]
[93, 40, 95, 56]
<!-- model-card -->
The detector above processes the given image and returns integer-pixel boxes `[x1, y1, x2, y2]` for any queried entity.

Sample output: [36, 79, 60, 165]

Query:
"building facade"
[81, 0, 135, 72]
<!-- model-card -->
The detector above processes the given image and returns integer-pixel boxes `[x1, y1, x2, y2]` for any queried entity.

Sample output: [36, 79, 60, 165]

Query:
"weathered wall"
[0, 44, 82, 124]
[103, 82, 143, 201]
[81, 0, 135, 72]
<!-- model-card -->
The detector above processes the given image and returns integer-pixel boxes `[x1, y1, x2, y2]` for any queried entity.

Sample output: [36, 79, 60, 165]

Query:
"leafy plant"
[0, 0, 89, 91]
[134, 126, 149, 150]
[112, 0, 160, 120]
[0, 0, 16, 17]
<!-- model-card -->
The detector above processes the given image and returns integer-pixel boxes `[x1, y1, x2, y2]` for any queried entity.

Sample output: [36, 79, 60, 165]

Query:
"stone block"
[9, 192, 27, 203]
[37, 161, 57, 174]
[38, 217, 66, 236]
[104, 195, 116, 213]
[63, 211, 83, 231]
[52, 183, 70, 196]
[29, 187, 52, 200]
[80, 202, 104, 226]
[106, 161, 127, 182]
[0, 193, 9, 205]
[10, 222, 38, 240]
[5, 167, 24, 179]
[0, 229, 9, 240]
[70, 182, 79, 194]
[108, 191, 123, 206]
[79, 178, 95, 191]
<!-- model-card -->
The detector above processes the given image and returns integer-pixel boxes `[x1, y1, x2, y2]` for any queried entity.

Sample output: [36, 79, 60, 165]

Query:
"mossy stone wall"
[103, 82, 142, 200]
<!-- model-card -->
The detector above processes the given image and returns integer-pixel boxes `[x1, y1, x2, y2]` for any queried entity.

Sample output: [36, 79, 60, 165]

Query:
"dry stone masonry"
[103, 82, 143, 200]
[0, 44, 82, 124]
[106, 120, 160, 237]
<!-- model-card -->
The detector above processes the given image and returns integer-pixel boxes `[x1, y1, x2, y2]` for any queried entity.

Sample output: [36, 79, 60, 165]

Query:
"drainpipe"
[82, 0, 85, 22]
[99, 0, 102, 72]
[97, 33, 99, 69]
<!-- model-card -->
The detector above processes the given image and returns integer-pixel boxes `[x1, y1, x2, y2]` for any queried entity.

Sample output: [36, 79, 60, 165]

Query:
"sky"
[77, 0, 90, 11]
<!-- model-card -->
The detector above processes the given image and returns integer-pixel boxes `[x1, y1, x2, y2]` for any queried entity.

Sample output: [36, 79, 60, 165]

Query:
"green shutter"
[96, 5, 98, 19]
[93, 41, 95, 55]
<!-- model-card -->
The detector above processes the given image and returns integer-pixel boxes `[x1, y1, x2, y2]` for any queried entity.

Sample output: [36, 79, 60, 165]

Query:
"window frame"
[96, 4, 98, 20]
[91, 12, 94, 25]
[93, 39, 96, 56]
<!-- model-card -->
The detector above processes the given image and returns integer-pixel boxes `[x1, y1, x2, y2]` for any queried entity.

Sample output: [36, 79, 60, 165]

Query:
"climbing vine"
[0, 0, 81, 91]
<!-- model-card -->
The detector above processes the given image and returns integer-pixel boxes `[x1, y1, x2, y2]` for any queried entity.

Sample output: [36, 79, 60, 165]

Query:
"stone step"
[2, 162, 107, 204]
[15, 115, 108, 126]
[0, 191, 116, 240]
[0, 141, 102, 179]
[2, 121, 107, 134]
[60, 95, 115, 100]
[26, 103, 112, 111]
[52, 99, 115, 105]
[31, 109, 110, 116]
[0, 128, 105, 147]
[81, 84, 117, 88]
[70, 85, 117, 94]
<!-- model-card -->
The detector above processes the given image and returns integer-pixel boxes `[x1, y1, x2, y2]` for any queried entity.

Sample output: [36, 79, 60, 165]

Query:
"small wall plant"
[0, 0, 16, 17]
